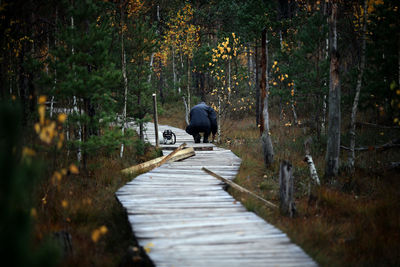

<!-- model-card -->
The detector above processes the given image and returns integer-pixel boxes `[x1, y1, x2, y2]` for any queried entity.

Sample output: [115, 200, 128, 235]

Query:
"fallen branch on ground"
[202, 167, 277, 209]
[356, 122, 400, 129]
[122, 143, 194, 175]
[384, 162, 400, 171]
[341, 139, 400, 152]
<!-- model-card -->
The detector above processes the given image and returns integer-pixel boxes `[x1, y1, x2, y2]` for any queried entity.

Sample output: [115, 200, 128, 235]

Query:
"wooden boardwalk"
[116, 122, 317, 267]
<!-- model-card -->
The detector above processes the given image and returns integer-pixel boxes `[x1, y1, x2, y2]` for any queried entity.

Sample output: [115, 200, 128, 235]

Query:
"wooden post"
[279, 160, 296, 217]
[153, 93, 159, 147]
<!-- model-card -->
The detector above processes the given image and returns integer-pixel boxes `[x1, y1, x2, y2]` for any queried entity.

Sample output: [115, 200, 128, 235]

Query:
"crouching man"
[185, 102, 217, 143]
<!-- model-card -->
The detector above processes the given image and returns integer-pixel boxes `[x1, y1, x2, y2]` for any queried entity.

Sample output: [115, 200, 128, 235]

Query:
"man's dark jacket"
[187, 102, 217, 135]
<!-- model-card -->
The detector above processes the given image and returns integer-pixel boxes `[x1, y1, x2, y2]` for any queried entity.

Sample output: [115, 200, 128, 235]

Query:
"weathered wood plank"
[121, 145, 194, 175]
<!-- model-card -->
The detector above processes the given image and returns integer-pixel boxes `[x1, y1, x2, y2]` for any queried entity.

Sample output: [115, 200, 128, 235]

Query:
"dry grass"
[160, 104, 400, 266]
[32, 103, 399, 266]
[32, 141, 156, 267]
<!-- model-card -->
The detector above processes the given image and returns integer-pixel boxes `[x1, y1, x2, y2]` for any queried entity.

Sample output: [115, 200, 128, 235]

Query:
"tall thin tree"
[260, 28, 274, 167]
[348, 0, 367, 173]
[325, 2, 341, 178]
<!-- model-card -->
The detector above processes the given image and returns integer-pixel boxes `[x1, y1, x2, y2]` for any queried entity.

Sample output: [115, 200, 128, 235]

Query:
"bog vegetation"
[0, 0, 399, 266]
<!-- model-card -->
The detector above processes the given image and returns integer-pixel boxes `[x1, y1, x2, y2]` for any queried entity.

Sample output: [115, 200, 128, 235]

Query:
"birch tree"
[120, 0, 129, 158]
[348, 0, 367, 173]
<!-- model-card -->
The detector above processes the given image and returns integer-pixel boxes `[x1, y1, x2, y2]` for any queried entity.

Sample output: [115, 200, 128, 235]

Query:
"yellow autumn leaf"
[22, 147, 36, 157]
[34, 123, 40, 134]
[58, 113, 67, 123]
[61, 200, 68, 208]
[30, 208, 37, 218]
[99, 226, 108, 234]
[53, 171, 62, 182]
[38, 95, 47, 104]
[42, 195, 47, 205]
[91, 229, 101, 243]
[38, 105, 45, 125]
[69, 164, 79, 174]
[57, 133, 64, 149]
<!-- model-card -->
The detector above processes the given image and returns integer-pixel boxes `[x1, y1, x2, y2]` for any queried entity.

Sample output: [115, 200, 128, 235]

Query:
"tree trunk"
[187, 57, 191, 112]
[255, 44, 260, 126]
[183, 96, 189, 125]
[158, 59, 164, 104]
[260, 29, 274, 167]
[217, 96, 221, 142]
[325, 2, 341, 179]
[348, 0, 367, 172]
[279, 160, 296, 217]
[71, 14, 82, 164]
[73, 96, 82, 163]
[120, 3, 128, 158]
[247, 45, 252, 93]
[172, 49, 177, 92]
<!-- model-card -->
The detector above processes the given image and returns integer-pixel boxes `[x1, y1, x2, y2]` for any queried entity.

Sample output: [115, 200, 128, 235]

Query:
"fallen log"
[122, 143, 194, 175]
[356, 122, 400, 129]
[202, 167, 277, 209]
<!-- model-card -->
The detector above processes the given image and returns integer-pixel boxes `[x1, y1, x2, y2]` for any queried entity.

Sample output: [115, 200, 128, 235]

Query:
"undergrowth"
[32, 138, 157, 267]
[160, 104, 400, 266]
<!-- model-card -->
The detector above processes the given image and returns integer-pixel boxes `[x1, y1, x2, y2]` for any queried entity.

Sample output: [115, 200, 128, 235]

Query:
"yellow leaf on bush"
[58, 113, 67, 123]
[69, 164, 79, 174]
[34, 123, 40, 134]
[30, 208, 37, 218]
[61, 200, 68, 208]
[99, 226, 108, 234]
[22, 147, 36, 157]
[53, 171, 62, 182]
[38, 105, 45, 125]
[91, 229, 101, 243]
[38, 95, 47, 104]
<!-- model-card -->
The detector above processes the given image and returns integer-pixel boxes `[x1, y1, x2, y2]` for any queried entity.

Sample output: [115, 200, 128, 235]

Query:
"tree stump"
[279, 160, 296, 217]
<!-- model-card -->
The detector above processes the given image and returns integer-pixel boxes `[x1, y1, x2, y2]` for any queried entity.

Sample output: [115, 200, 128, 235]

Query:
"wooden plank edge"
[202, 167, 278, 209]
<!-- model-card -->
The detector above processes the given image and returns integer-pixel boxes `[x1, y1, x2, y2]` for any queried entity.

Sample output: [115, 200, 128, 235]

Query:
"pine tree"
[124, 16, 157, 141]
[45, 0, 120, 168]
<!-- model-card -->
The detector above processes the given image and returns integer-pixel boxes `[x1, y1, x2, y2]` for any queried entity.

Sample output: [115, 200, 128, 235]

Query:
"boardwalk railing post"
[153, 93, 159, 147]
[279, 160, 296, 217]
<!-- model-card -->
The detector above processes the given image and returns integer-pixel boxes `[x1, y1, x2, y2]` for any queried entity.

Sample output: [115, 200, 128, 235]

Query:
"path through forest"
[116, 122, 316, 267]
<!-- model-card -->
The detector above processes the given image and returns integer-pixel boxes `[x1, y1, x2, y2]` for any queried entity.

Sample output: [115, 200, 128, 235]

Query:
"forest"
[0, 0, 399, 266]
